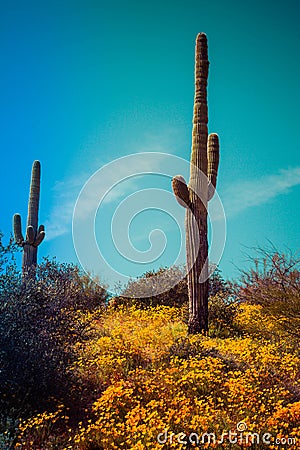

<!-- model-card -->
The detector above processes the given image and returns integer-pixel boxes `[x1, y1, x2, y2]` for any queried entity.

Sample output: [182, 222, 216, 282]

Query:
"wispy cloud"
[45, 175, 87, 240]
[222, 166, 300, 217]
[45, 127, 187, 240]
[45, 152, 177, 240]
[46, 154, 300, 241]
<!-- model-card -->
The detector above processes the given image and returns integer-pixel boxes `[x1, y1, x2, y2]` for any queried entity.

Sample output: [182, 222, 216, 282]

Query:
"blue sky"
[1, 0, 299, 290]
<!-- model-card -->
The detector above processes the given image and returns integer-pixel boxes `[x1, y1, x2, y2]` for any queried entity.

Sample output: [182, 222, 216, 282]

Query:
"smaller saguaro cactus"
[13, 160, 45, 277]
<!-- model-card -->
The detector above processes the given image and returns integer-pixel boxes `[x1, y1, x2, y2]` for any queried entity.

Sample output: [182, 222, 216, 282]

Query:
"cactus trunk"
[172, 33, 220, 334]
[27, 160, 40, 235]
[13, 160, 45, 279]
[187, 33, 209, 334]
[22, 244, 38, 275]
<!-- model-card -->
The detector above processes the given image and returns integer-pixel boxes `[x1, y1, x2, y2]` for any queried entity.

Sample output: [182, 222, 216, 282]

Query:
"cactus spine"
[172, 33, 220, 334]
[13, 160, 45, 277]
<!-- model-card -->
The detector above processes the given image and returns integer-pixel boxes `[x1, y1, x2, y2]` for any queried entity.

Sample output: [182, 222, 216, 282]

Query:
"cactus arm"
[207, 133, 220, 201]
[37, 224, 45, 234]
[34, 225, 45, 247]
[13, 213, 24, 246]
[172, 175, 190, 209]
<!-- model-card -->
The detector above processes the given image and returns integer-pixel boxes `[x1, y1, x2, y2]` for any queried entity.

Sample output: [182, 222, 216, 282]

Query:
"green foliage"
[116, 266, 188, 308]
[2, 233, 299, 448]
[0, 249, 107, 433]
[168, 336, 218, 360]
[208, 265, 230, 297]
[112, 265, 230, 310]
[237, 247, 300, 339]
[0, 232, 20, 292]
[208, 292, 239, 338]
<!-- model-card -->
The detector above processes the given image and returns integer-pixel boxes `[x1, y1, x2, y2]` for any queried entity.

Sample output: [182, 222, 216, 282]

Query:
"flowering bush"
[237, 247, 300, 340]
[67, 306, 299, 449]
[1, 242, 299, 449]
[7, 302, 300, 449]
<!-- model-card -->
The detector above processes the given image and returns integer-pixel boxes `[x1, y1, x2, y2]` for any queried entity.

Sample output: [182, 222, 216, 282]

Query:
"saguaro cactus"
[13, 160, 45, 277]
[172, 33, 220, 334]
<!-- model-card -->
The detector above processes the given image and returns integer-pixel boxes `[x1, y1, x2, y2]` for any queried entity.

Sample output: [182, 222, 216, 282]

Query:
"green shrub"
[237, 247, 300, 339]
[208, 292, 239, 337]
[0, 253, 107, 429]
[112, 264, 230, 310]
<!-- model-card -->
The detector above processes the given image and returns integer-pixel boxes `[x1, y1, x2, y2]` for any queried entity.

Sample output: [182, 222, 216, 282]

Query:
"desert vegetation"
[13, 160, 45, 279]
[172, 32, 220, 334]
[0, 234, 299, 449]
[2, 28, 299, 449]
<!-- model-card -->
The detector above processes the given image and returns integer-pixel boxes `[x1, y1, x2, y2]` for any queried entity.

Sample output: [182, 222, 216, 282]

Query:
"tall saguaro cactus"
[172, 33, 220, 334]
[13, 160, 45, 277]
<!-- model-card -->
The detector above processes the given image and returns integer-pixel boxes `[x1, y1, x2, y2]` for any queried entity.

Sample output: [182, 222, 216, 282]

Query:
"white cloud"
[45, 152, 177, 240]
[222, 166, 300, 217]
[45, 176, 86, 240]
[45, 126, 187, 240]
[46, 150, 300, 242]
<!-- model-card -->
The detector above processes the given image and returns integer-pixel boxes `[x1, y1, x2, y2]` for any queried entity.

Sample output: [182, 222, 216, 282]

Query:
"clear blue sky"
[1, 0, 299, 290]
